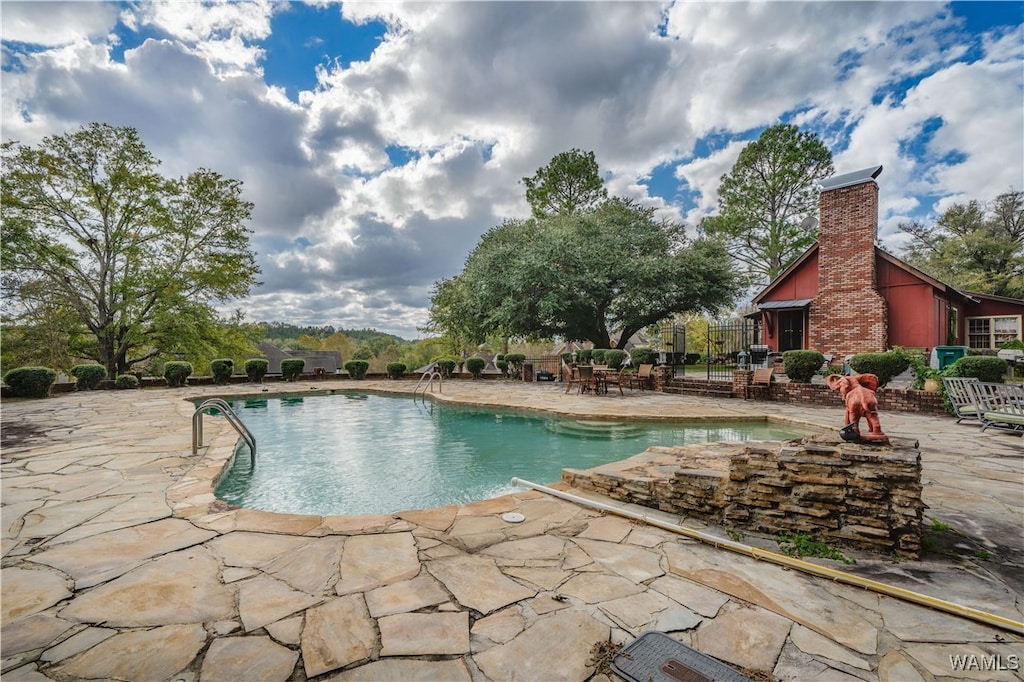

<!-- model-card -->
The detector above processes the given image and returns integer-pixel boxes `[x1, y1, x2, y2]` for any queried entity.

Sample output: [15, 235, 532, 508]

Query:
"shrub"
[684, 353, 702, 366]
[848, 351, 910, 387]
[435, 357, 457, 378]
[495, 353, 505, 362]
[496, 360, 509, 376]
[386, 362, 407, 379]
[504, 353, 526, 378]
[71, 364, 107, 390]
[629, 347, 658, 366]
[950, 355, 1008, 383]
[344, 360, 369, 380]
[209, 358, 234, 384]
[3, 366, 57, 398]
[782, 350, 825, 383]
[244, 358, 269, 383]
[605, 349, 627, 369]
[115, 374, 139, 390]
[591, 349, 608, 366]
[163, 361, 193, 388]
[577, 349, 593, 365]
[465, 356, 486, 378]
[281, 358, 305, 381]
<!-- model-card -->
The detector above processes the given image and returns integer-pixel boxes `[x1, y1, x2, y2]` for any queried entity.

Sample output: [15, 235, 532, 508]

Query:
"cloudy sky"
[2, 1, 1022, 339]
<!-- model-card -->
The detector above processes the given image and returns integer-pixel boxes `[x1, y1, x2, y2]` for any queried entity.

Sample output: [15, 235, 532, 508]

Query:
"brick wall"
[659, 371, 949, 415]
[810, 179, 889, 357]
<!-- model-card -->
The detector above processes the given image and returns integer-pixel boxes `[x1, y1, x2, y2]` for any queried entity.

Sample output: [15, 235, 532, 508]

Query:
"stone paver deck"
[2, 380, 1022, 681]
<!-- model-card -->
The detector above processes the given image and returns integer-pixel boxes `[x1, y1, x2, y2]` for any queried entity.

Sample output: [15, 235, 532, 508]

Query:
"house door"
[778, 311, 804, 352]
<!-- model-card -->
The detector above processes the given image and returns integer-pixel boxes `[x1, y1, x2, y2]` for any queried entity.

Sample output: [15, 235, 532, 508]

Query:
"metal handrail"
[192, 398, 256, 466]
[414, 370, 443, 400]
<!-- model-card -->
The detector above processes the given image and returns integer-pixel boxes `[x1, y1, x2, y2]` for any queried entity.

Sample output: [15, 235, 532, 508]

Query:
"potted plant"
[905, 350, 941, 391]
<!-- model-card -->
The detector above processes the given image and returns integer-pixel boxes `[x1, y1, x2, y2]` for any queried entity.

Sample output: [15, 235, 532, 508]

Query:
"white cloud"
[2, 1, 1021, 337]
[0, 1, 118, 46]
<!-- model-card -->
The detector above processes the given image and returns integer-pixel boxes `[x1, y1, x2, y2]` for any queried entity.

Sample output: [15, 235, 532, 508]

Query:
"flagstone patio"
[2, 380, 1021, 681]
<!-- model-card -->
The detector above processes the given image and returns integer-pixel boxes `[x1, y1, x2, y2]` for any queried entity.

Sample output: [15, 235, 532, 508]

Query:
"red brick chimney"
[808, 166, 888, 359]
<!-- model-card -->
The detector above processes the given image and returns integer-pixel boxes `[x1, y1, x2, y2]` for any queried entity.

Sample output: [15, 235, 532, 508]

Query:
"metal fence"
[661, 319, 763, 381]
[523, 356, 562, 381]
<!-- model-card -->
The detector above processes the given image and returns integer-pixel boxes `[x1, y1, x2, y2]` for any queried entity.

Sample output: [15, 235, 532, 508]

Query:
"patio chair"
[600, 368, 626, 396]
[969, 381, 1024, 437]
[629, 364, 654, 391]
[576, 365, 597, 394]
[746, 367, 774, 401]
[942, 377, 981, 423]
[563, 363, 576, 394]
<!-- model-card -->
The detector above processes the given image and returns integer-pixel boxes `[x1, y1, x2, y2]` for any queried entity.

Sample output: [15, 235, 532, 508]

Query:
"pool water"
[213, 392, 807, 516]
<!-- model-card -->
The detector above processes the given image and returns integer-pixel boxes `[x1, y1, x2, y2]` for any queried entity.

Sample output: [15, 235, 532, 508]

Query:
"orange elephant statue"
[826, 373, 890, 444]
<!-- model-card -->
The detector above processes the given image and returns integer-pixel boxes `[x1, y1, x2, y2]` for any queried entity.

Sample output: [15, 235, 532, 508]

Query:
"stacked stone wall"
[564, 439, 924, 558]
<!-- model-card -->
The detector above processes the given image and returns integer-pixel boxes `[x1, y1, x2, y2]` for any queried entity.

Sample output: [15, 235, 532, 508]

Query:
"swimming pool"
[213, 392, 807, 516]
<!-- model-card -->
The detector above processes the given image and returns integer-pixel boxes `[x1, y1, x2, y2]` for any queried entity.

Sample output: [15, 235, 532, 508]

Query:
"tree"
[428, 199, 742, 349]
[522, 148, 608, 220]
[1, 123, 260, 378]
[700, 124, 834, 285]
[898, 190, 1023, 299]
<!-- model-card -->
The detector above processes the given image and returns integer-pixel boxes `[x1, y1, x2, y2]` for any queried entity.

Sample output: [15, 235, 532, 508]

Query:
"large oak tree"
[2, 123, 261, 378]
[428, 198, 741, 349]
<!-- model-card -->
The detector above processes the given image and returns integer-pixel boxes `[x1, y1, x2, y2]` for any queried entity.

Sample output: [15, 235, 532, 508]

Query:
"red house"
[751, 165, 1024, 361]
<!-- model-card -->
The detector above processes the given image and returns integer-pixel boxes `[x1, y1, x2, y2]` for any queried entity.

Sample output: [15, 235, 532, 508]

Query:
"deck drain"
[501, 512, 525, 523]
[612, 631, 750, 682]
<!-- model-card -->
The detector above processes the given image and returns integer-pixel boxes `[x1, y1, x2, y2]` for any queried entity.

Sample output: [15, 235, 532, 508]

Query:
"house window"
[967, 316, 1022, 349]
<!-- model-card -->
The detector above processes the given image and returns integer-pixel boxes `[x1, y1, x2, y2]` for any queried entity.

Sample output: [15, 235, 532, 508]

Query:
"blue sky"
[2, 1, 1022, 339]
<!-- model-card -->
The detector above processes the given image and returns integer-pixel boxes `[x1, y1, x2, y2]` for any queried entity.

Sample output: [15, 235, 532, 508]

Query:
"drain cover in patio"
[611, 631, 751, 682]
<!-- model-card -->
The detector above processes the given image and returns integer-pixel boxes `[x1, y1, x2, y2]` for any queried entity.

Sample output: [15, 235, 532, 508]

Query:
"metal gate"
[661, 319, 761, 380]
[706, 319, 761, 381]
[660, 322, 688, 377]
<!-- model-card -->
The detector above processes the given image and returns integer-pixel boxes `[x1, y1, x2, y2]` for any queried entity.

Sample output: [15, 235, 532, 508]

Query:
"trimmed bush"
[496, 360, 509, 376]
[71, 364, 107, 390]
[115, 374, 139, 390]
[495, 353, 505, 362]
[848, 351, 910, 388]
[684, 353, 702, 366]
[782, 350, 825, 383]
[435, 357, 458, 378]
[504, 353, 526, 379]
[386, 362, 407, 379]
[344, 360, 369, 380]
[163, 361, 193, 388]
[950, 355, 1008, 383]
[605, 349, 627, 369]
[591, 349, 608, 365]
[629, 347, 658, 366]
[3, 367, 57, 398]
[465, 356, 486, 378]
[209, 358, 234, 384]
[281, 358, 305, 381]
[577, 349, 593, 365]
[244, 358, 269, 383]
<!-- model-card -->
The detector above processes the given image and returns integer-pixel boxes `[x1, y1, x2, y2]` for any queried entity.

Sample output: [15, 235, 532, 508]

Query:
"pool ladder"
[192, 398, 256, 466]
[414, 370, 443, 400]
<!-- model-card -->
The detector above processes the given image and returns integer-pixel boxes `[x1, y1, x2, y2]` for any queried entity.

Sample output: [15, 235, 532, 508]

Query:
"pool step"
[545, 420, 645, 439]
